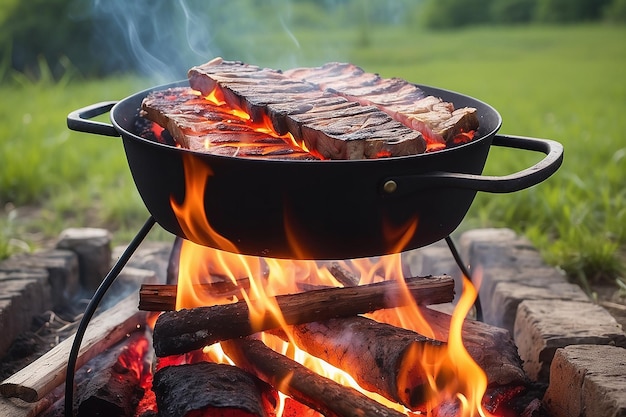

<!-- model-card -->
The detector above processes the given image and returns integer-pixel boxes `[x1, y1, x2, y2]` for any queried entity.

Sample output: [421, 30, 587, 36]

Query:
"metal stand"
[444, 235, 483, 322]
[64, 216, 156, 417]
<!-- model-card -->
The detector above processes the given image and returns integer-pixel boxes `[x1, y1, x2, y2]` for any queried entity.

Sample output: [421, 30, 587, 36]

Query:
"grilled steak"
[188, 58, 426, 159]
[140, 87, 316, 160]
[283, 62, 479, 145]
[141, 57, 478, 160]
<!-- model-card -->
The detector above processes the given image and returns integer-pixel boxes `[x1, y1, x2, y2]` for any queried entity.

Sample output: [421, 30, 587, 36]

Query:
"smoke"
[82, 0, 419, 81]
[85, 0, 218, 82]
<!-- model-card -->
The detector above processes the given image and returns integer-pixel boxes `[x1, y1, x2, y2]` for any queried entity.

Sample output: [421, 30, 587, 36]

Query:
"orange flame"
[166, 90, 493, 417]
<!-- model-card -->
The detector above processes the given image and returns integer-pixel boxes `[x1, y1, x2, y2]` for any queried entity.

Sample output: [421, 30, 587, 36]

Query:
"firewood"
[35, 330, 150, 417]
[220, 337, 407, 417]
[0, 293, 146, 403]
[323, 261, 360, 287]
[139, 261, 357, 311]
[369, 306, 527, 388]
[282, 316, 445, 410]
[74, 331, 149, 417]
[152, 362, 277, 417]
[139, 279, 250, 311]
[152, 275, 454, 356]
[416, 307, 527, 387]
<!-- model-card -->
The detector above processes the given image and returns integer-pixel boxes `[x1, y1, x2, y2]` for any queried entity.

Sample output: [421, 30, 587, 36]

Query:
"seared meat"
[188, 58, 426, 159]
[283, 62, 479, 145]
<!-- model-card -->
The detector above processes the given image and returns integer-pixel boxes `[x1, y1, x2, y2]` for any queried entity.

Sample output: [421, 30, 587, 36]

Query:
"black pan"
[68, 80, 563, 260]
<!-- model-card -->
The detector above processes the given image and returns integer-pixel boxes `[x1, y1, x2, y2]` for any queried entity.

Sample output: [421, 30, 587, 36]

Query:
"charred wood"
[140, 261, 357, 312]
[74, 332, 148, 417]
[283, 315, 445, 410]
[323, 261, 360, 287]
[153, 362, 277, 417]
[139, 279, 250, 312]
[417, 307, 527, 387]
[38, 330, 150, 417]
[152, 275, 454, 356]
[0, 294, 146, 403]
[370, 306, 527, 388]
[220, 337, 407, 417]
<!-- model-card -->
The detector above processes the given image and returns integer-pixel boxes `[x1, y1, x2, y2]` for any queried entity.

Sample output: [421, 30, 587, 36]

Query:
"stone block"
[112, 241, 174, 283]
[458, 228, 517, 263]
[543, 344, 626, 417]
[487, 275, 589, 334]
[102, 267, 158, 309]
[514, 299, 626, 382]
[56, 228, 112, 293]
[0, 250, 80, 308]
[0, 270, 52, 357]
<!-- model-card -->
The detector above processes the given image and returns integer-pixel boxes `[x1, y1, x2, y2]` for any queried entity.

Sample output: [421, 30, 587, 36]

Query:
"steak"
[283, 62, 479, 145]
[188, 58, 426, 159]
[141, 57, 478, 160]
[140, 87, 316, 160]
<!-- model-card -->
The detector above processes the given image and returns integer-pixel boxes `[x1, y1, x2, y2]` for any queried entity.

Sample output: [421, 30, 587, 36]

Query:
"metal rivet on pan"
[383, 180, 397, 194]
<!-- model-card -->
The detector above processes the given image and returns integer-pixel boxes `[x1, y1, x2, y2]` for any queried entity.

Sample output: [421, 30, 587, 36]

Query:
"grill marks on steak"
[140, 87, 316, 160]
[283, 62, 479, 145]
[188, 58, 426, 159]
[142, 57, 478, 159]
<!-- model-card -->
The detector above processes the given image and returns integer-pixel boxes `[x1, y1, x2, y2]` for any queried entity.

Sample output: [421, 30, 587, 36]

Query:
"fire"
[163, 87, 492, 417]
[171, 237, 493, 416]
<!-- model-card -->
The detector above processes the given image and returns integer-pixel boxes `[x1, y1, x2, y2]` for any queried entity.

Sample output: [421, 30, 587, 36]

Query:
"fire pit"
[62, 58, 563, 416]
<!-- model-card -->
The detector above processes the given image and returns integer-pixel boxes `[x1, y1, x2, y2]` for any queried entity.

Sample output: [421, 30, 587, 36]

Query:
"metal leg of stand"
[444, 235, 483, 322]
[64, 216, 156, 417]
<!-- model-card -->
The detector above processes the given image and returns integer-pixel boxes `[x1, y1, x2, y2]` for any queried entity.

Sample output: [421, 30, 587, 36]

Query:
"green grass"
[1, 24, 625, 290]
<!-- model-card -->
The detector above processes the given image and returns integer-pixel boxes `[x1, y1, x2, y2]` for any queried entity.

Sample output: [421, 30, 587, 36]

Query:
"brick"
[101, 267, 158, 309]
[0, 270, 52, 356]
[514, 299, 626, 381]
[112, 241, 174, 283]
[458, 228, 517, 262]
[56, 227, 112, 292]
[33, 249, 80, 307]
[543, 345, 626, 417]
[0, 250, 80, 308]
[487, 277, 589, 334]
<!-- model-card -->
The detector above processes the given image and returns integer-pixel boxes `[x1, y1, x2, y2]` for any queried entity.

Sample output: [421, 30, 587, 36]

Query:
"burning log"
[0, 293, 146, 403]
[152, 362, 278, 417]
[323, 261, 360, 287]
[140, 261, 357, 311]
[416, 307, 527, 387]
[220, 337, 407, 417]
[369, 306, 527, 388]
[36, 330, 151, 417]
[281, 316, 445, 410]
[73, 332, 149, 417]
[152, 275, 454, 356]
[139, 279, 250, 311]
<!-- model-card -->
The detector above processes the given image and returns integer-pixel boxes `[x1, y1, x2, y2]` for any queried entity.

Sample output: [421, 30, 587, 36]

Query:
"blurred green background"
[0, 0, 625, 294]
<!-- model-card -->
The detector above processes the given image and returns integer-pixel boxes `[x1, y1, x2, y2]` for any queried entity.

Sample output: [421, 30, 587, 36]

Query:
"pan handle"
[67, 101, 120, 137]
[382, 134, 564, 195]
